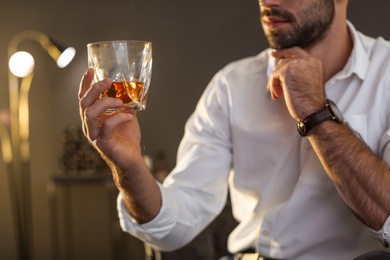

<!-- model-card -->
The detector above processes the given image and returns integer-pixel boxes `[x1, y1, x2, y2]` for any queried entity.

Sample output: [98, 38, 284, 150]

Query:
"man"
[79, 0, 390, 259]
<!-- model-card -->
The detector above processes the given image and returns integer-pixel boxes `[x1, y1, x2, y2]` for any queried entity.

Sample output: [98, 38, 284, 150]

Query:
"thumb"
[268, 77, 284, 100]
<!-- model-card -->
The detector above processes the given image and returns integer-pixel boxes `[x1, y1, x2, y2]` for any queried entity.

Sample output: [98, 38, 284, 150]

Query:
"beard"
[262, 0, 335, 50]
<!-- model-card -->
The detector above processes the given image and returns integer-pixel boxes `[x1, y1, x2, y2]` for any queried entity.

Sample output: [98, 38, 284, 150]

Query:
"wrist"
[297, 99, 344, 136]
[297, 100, 327, 121]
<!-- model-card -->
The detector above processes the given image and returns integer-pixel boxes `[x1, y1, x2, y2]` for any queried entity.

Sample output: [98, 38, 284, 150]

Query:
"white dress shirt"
[118, 22, 390, 259]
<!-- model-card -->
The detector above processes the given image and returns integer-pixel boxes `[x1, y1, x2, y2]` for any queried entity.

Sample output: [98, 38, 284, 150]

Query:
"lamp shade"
[42, 36, 76, 68]
[56, 46, 76, 68]
[9, 51, 35, 78]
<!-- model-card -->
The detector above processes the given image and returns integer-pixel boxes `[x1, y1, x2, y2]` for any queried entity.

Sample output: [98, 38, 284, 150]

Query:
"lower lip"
[264, 21, 288, 29]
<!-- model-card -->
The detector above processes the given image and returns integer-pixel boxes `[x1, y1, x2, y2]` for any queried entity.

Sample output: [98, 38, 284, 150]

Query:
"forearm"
[309, 120, 390, 230]
[78, 69, 162, 223]
[107, 155, 162, 224]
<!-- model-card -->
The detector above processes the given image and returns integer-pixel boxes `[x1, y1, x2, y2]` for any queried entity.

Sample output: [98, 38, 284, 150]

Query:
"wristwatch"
[297, 99, 343, 136]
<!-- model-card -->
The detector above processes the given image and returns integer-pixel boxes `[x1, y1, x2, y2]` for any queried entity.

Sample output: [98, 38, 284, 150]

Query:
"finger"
[79, 78, 112, 136]
[81, 78, 112, 106]
[271, 46, 309, 59]
[268, 76, 284, 100]
[79, 78, 113, 117]
[84, 98, 123, 139]
[79, 69, 94, 135]
[101, 112, 135, 139]
[78, 68, 98, 121]
[95, 112, 135, 149]
[78, 68, 94, 99]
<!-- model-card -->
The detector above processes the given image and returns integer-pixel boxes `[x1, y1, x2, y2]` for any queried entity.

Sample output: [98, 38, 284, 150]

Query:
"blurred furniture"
[47, 174, 121, 260]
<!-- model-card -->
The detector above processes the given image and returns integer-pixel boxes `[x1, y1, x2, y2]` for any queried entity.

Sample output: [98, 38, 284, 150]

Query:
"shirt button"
[262, 230, 270, 237]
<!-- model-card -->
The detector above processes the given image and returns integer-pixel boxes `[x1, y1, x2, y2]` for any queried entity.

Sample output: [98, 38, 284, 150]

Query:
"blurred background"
[0, 0, 389, 259]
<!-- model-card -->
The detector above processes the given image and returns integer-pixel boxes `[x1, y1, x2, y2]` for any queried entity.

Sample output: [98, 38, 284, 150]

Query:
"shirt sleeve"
[373, 87, 390, 248]
[117, 183, 180, 246]
[116, 70, 233, 251]
[371, 215, 390, 248]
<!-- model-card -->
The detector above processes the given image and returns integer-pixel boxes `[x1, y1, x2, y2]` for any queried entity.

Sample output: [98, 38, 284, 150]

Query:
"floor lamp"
[5, 30, 75, 260]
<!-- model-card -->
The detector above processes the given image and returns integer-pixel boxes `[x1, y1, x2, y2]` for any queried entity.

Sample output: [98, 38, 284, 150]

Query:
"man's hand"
[267, 47, 326, 121]
[78, 68, 162, 223]
[78, 68, 143, 171]
[268, 49, 390, 232]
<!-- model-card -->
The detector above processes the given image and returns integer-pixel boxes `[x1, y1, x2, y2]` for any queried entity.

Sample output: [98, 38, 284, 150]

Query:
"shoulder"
[348, 21, 390, 61]
[356, 30, 390, 60]
[218, 49, 270, 78]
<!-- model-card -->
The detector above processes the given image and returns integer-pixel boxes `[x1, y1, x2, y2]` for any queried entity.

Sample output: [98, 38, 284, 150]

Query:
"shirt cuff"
[371, 214, 390, 248]
[116, 182, 179, 242]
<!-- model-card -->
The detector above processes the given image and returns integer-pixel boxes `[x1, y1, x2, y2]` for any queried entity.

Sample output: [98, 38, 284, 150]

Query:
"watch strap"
[297, 100, 334, 136]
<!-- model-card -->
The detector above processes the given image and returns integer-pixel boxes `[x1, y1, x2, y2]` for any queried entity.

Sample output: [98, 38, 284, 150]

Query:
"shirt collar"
[338, 21, 369, 81]
[266, 21, 369, 81]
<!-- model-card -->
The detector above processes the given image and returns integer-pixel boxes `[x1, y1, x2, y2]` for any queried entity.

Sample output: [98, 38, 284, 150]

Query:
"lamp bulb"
[9, 51, 35, 77]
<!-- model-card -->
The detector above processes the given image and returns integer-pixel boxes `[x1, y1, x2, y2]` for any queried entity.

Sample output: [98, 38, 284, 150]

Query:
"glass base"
[104, 104, 144, 114]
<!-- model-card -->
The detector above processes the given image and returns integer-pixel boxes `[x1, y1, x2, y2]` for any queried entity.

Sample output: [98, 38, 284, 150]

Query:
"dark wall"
[0, 0, 389, 259]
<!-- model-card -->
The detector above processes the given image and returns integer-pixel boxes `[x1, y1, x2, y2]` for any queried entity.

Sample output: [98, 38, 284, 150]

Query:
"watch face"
[297, 121, 307, 136]
[328, 100, 344, 122]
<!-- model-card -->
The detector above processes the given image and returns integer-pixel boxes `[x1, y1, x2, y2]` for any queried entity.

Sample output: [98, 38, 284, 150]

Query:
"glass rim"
[87, 40, 152, 47]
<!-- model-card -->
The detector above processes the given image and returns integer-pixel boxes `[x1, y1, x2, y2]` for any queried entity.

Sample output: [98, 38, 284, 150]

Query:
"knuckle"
[94, 82, 104, 92]
[84, 106, 94, 120]
[102, 118, 113, 129]
[79, 95, 88, 108]
[95, 80, 110, 92]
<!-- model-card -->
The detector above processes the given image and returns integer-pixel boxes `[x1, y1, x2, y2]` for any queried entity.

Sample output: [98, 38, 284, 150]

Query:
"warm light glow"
[57, 47, 76, 68]
[9, 51, 35, 77]
[0, 122, 12, 164]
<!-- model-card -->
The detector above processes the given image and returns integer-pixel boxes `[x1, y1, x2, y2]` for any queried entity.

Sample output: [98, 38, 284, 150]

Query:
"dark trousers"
[354, 251, 390, 260]
[219, 251, 390, 260]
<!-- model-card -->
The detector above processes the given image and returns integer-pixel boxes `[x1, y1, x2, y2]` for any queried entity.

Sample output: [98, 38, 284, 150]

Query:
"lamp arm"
[7, 30, 56, 167]
[7, 30, 46, 166]
[19, 73, 34, 162]
[8, 30, 63, 65]
[6, 30, 74, 260]
[0, 122, 12, 164]
[8, 30, 52, 59]
[8, 30, 44, 58]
